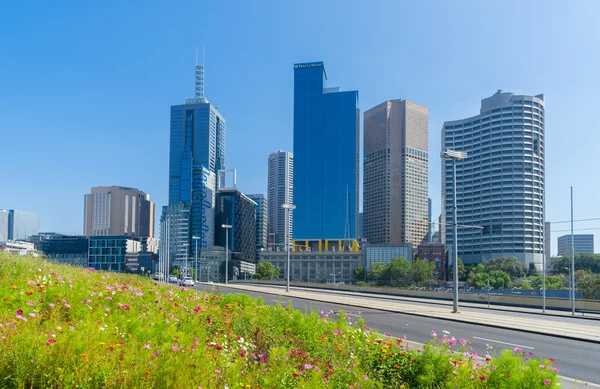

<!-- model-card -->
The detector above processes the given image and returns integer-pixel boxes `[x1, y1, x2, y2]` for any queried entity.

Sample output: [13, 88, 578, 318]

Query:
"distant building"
[293, 61, 359, 240]
[88, 236, 142, 272]
[84, 186, 155, 239]
[359, 212, 363, 238]
[259, 238, 361, 282]
[417, 243, 446, 280]
[0, 240, 36, 255]
[363, 243, 413, 271]
[215, 189, 257, 263]
[0, 209, 39, 241]
[159, 203, 190, 269]
[31, 233, 89, 267]
[545, 221, 551, 265]
[267, 151, 294, 246]
[442, 90, 545, 268]
[557, 234, 594, 256]
[247, 194, 268, 250]
[364, 99, 429, 247]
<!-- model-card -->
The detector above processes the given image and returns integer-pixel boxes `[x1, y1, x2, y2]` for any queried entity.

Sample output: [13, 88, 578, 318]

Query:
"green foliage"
[0, 253, 562, 388]
[551, 253, 600, 275]
[353, 266, 366, 281]
[410, 259, 435, 284]
[577, 273, 600, 299]
[383, 257, 411, 283]
[529, 275, 566, 290]
[256, 261, 279, 280]
[449, 258, 467, 282]
[484, 256, 528, 280]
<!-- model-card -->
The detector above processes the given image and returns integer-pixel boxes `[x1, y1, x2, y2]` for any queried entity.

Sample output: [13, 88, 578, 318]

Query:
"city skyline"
[2, 1, 600, 256]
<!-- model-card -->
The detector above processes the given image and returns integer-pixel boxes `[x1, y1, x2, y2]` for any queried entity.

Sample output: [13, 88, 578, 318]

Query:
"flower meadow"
[0, 254, 560, 388]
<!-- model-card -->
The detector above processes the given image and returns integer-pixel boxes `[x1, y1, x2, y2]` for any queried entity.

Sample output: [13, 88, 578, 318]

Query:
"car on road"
[180, 277, 194, 287]
[168, 275, 178, 284]
[152, 272, 164, 281]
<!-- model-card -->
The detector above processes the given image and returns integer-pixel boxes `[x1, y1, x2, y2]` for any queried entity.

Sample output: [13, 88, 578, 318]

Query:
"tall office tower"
[84, 186, 155, 238]
[215, 189, 257, 263]
[163, 61, 225, 264]
[1, 209, 40, 241]
[293, 61, 359, 240]
[442, 90, 545, 268]
[557, 234, 594, 256]
[363, 99, 429, 247]
[247, 194, 268, 250]
[267, 151, 293, 245]
[159, 203, 190, 269]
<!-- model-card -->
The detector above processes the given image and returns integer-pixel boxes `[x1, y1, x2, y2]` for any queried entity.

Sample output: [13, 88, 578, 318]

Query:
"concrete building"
[0, 240, 36, 255]
[215, 189, 257, 263]
[247, 193, 268, 250]
[259, 239, 362, 283]
[0, 209, 39, 241]
[293, 61, 359, 240]
[0, 210, 9, 242]
[84, 186, 155, 239]
[557, 234, 594, 256]
[363, 99, 428, 247]
[363, 243, 413, 271]
[267, 151, 293, 246]
[442, 90, 545, 268]
[417, 243, 446, 280]
[88, 236, 142, 272]
[159, 203, 190, 269]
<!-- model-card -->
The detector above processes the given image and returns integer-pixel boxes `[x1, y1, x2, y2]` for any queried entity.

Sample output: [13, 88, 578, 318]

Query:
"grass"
[0, 253, 560, 388]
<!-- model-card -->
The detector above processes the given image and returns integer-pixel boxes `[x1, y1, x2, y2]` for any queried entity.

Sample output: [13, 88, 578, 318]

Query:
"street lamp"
[193, 236, 201, 282]
[442, 148, 467, 314]
[222, 224, 232, 284]
[282, 203, 296, 292]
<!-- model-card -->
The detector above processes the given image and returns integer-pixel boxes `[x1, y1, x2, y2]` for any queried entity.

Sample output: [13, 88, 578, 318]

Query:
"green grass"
[0, 253, 560, 388]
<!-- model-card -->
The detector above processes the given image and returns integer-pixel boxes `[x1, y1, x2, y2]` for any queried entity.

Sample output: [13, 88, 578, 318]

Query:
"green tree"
[410, 259, 435, 284]
[256, 262, 280, 280]
[577, 273, 600, 300]
[484, 256, 527, 280]
[353, 266, 366, 282]
[448, 258, 466, 281]
[527, 263, 538, 277]
[488, 270, 511, 289]
[368, 262, 386, 282]
[383, 257, 411, 284]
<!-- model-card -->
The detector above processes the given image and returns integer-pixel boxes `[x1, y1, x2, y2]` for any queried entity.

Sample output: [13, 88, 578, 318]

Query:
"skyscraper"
[162, 61, 225, 266]
[84, 186, 155, 239]
[363, 99, 429, 247]
[267, 151, 293, 245]
[215, 189, 257, 263]
[247, 194, 268, 250]
[293, 61, 359, 240]
[0, 209, 39, 241]
[442, 90, 545, 268]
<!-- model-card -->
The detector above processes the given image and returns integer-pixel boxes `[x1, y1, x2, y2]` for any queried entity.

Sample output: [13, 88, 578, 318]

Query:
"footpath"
[217, 283, 600, 344]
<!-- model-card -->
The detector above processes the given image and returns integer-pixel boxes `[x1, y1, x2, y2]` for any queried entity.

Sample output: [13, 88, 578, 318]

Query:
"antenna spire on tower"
[194, 46, 206, 101]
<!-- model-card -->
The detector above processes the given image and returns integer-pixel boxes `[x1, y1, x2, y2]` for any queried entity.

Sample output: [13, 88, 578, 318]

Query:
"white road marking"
[472, 336, 534, 350]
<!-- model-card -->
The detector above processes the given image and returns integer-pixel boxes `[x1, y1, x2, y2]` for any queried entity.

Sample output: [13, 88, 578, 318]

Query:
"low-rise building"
[30, 233, 89, 267]
[416, 243, 446, 280]
[362, 243, 413, 271]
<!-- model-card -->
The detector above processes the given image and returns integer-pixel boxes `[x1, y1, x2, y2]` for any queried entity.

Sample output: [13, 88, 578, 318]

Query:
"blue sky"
[1, 0, 599, 255]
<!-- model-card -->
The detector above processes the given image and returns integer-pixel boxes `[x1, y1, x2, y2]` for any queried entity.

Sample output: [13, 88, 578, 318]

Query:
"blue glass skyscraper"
[293, 62, 359, 240]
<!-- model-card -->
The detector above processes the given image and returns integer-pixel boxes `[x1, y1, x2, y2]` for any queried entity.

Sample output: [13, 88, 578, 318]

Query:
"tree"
[448, 258, 466, 281]
[488, 270, 511, 289]
[410, 259, 435, 284]
[368, 262, 386, 282]
[527, 263, 538, 277]
[551, 253, 600, 275]
[256, 262, 280, 280]
[383, 257, 411, 284]
[354, 266, 366, 282]
[577, 273, 600, 300]
[484, 256, 527, 280]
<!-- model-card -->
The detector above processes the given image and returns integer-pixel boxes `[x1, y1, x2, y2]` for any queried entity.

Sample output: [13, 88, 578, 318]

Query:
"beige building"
[84, 186, 155, 238]
[363, 99, 428, 247]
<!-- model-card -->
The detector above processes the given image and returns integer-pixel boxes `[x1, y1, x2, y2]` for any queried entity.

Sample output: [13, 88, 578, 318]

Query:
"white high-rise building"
[268, 151, 293, 246]
[442, 90, 545, 269]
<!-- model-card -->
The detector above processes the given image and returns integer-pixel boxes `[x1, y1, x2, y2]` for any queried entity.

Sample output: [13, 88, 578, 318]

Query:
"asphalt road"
[192, 283, 600, 385]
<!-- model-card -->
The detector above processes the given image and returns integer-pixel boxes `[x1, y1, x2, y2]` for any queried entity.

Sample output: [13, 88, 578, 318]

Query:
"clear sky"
[1, 0, 599, 255]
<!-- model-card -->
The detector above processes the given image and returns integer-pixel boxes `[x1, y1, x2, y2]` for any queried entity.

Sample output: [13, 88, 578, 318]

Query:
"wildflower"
[29, 313, 36, 318]
[46, 339, 56, 345]
[239, 350, 246, 357]
[26, 301, 35, 306]
[215, 345, 223, 351]
[431, 330, 437, 337]
[550, 367, 560, 373]
[172, 345, 179, 351]
[207, 318, 212, 324]
[315, 366, 321, 372]
[485, 354, 492, 361]
[81, 353, 89, 358]
[540, 364, 546, 369]
[460, 338, 467, 346]
[549, 357, 555, 363]
[544, 380, 551, 386]
[16, 309, 23, 315]
[143, 343, 151, 350]
[514, 347, 521, 352]
[362, 375, 368, 381]
[304, 364, 312, 369]
[480, 375, 486, 380]
[144, 371, 150, 375]
[49, 303, 55, 307]
[194, 306, 202, 313]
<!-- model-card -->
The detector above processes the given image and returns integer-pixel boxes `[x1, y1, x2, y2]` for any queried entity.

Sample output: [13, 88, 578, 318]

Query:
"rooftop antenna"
[194, 45, 207, 102]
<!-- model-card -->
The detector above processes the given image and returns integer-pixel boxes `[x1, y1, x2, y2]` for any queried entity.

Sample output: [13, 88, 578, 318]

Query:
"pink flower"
[46, 339, 56, 345]
[207, 318, 212, 324]
[362, 375, 368, 381]
[26, 301, 34, 306]
[172, 345, 179, 350]
[29, 313, 36, 318]
[485, 354, 492, 361]
[544, 380, 551, 386]
[514, 347, 521, 352]
[480, 375, 486, 381]
[215, 345, 223, 351]
[460, 338, 467, 346]
[540, 364, 546, 369]
[239, 350, 246, 357]
[549, 357, 555, 363]
[550, 367, 560, 373]
[16, 309, 23, 315]
[49, 303, 55, 307]
[315, 366, 321, 372]
[304, 364, 313, 369]
[194, 306, 202, 313]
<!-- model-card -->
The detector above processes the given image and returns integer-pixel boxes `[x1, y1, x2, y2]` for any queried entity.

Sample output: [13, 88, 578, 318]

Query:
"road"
[192, 283, 600, 386]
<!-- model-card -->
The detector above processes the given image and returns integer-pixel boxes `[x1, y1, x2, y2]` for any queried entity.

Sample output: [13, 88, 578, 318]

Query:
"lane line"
[472, 336, 534, 349]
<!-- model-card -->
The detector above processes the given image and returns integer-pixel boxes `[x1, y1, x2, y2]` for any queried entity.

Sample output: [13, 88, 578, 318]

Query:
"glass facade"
[442, 90, 545, 268]
[215, 190, 256, 263]
[6, 210, 39, 241]
[363, 244, 413, 271]
[247, 194, 268, 250]
[89, 236, 140, 272]
[293, 62, 359, 240]
[557, 234, 594, 256]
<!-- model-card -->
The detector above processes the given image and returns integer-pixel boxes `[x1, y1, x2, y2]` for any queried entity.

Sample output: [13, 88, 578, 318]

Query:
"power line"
[551, 227, 600, 233]
[548, 217, 600, 224]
